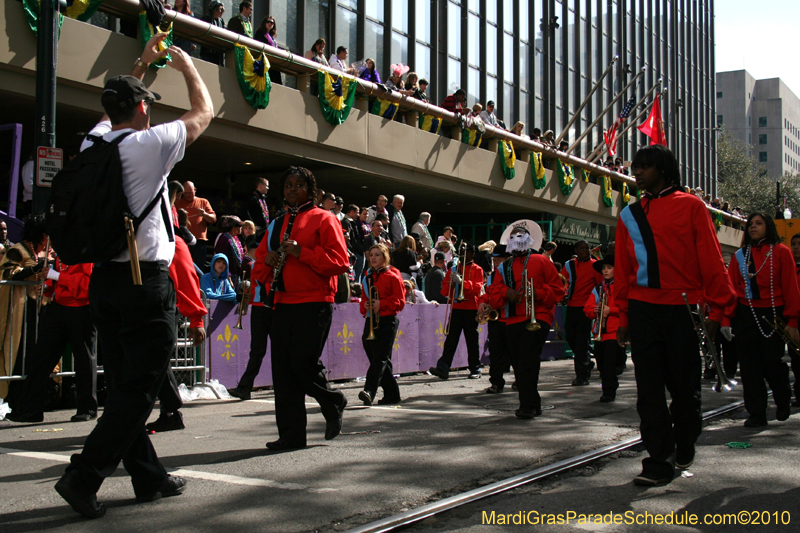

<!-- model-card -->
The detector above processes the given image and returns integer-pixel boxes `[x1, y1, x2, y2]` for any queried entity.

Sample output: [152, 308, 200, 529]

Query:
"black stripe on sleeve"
[628, 202, 661, 289]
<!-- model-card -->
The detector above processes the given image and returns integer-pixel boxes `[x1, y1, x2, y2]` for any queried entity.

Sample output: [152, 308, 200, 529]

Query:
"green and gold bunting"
[711, 209, 723, 229]
[499, 140, 516, 180]
[370, 97, 398, 120]
[557, 160, 575, 195]
[581, 168, 590, 182]
[622, 183, 631, 204]
[462, 128, 483, 147]
[601, 176, 613, 207]
[139, 11, 173, 69]
[531, 152, 546, 189]
[318, 71, 358, 125]
[419, 114, 441, 134]
[234, 44, 271, 109]
[22, 0, 64, 37]
[66, 0, 106, 21]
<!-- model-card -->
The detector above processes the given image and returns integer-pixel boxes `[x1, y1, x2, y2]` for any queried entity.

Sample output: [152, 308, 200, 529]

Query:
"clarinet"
[264, 205, 302, 309]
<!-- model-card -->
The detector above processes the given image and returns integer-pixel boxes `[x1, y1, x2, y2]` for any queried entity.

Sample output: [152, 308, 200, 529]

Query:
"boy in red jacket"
[583, 256, 621, 402]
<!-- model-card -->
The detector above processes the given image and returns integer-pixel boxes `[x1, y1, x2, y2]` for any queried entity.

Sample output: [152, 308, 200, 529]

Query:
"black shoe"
[325, 397, 347, 440]
[744, 415, 768, 428]
[6, 411, 44, 423]
[571, 377, 590, 386]
[227, 387, 251, 401]
[145, 411, 184, 433]
[377, 397, 401, 405]
[55, 470, 106, 519]
[266, 439, 306, 451]
[135, 475, 187, 503]
[358, 390, 373, 406]
[792, 398, 800, 408]
[484, 385, 504, 394]
[71, 412, 97, 423]
[777, 404, 791, 422]
[599, 395, 615, 403]
[675, 445, 695, 469]
[428, 367, 449, 380]
[514, 408, 542, 419]
[468, 372, 482, 379]
[633, 470, 673, 487]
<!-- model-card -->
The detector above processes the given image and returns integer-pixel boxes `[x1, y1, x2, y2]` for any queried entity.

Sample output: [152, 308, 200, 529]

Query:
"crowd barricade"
[206, 301, 572, 390]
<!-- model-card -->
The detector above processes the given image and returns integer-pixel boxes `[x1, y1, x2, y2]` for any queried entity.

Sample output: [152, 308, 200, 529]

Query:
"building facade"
[716, 69, 800, 180]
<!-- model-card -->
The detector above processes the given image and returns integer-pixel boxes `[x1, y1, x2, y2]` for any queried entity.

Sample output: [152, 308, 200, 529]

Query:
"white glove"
[720, 326, 733, 342]
[452, 273, 463, 285]
[46, 268, 60, 281]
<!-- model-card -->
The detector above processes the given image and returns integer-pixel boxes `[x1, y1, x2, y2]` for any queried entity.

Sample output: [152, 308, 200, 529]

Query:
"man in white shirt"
[479, 100, 499, 127]
[329, 46, 355, 74]
[366, 194, 389, 224]
[411, 212, 433, 252]
[54, 34, 213, 520]
[388, 194, 408, 247]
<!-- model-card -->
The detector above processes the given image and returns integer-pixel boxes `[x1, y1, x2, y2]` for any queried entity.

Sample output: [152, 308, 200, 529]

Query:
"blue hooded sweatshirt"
[200, 253, 237, 302]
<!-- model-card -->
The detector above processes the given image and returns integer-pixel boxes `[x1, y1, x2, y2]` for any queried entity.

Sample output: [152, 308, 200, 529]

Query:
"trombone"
[762, 315, 800, 352]
[592, 287, 608, 341]
[523, 268, 541, 332]
[366, 282, 380, 340]
[443, 242, 468, 335]
[682, 293, 738, 393]
[234, 273, 251, 330]
[589, 245, 604, 261]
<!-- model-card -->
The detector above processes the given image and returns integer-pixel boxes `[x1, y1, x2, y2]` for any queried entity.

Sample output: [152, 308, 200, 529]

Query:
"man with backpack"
[52, 34, 213, 519]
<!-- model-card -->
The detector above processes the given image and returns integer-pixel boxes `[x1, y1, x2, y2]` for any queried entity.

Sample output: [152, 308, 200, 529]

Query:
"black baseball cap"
[101, 75, 161, 110]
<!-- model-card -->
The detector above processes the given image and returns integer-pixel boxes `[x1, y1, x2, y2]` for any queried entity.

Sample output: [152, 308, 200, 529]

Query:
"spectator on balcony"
[386, 64, 412, 94]
[358, 58, 381, 84]
[432, 238, 454, 265]
[436, 226, 455, 247]
[227, 1, 253, 38]
[330, 46, 356, 75]
[415, 78, 430, 103]
[542, 130, 555, 146]
[387, 194, 408, 246]
[214, 215, 245, 286]
[392, 236, 420, 281]
[333, 197, 345, 221]
[471, 103, 483, 118]
[442, 89, 469, 115]
[245, 177, 269, 236]
[558, 140, 569, 151]
[254, 16, 283, 85]
[358, 207, 372, 240]
[479, 101, 499, 127]
[531, 128, 542, 142]
[305, 38, 328, 96]
[511, 121, 529, 140]
[411, 212, 433, 252]
[367, 195, 389, 224]
[175, 181, 216, 270]
[364, 220, 389, 252]
[405, 72, 421, 97]
[171, 0, 197, 53]
[200, 1, 226, 66]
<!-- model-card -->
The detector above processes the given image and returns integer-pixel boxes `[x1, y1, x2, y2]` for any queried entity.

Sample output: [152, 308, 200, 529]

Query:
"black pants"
[487, 320, 511, 389]
[506, 320, 551, 412]
[157, 367, 183, 413]
[595, 339, 622, 398]
[190, 240, 208, 272]
[629, 300, 702, 478]
[733, 304, 791, 417]
[361, 315, 400, 401]
[565, 306, 594, 378]
[436, 308, 481, 374]
[270, 302, 345, 446]
[11, 303, 97, 415]
[66, 262, 176, 497]
[237, 305, 273, 391]
[790, 347, 800, 398]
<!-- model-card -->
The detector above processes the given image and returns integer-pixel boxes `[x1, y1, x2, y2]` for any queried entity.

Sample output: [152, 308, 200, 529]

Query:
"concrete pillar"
[355, 98, 368, 112]
[297, 74, 310, 93]
[485, 138, 499, 152]
[406, 110, 419, 128]
[449, 125, 462, 140]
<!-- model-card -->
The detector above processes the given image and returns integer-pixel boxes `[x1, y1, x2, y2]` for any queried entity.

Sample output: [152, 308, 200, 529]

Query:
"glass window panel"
[534, 41, 542, 99]
[503, 33, 513, 83]
[338, 0, 357, 9]
[305, 0, 330, 46]
[392, 0, 409, 33]
[519, 0, 529, 41]
[270, 0, 299, 52]
[486, 0, 496, 23]
[486, 24, 497, 75]
[468, 67, 481, 106]
[448, 58, 462, 94]
[366, 0, 384, 22]
[416, 0, 432, 43]
[520, 91, 530, 127]
[520, 42, 529, 91]
[391, 32, 409, 66]
[448, 2, 461, 58]
[503, 82, 514, 125]
[336, 7, 358, 60]
[487, 75, 498, 104]
[365, 20, 385, 76]
[468, 13, 481, 66]
[503, 0, 513, 32]
[468, 0, 479, 13]
[555, 64, 563, 112]
[567, 8, 575, 69]
[415, 43, 431, 82]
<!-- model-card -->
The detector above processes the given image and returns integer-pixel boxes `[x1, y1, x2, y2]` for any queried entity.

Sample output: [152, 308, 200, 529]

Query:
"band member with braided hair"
[583, 255, 621, 402]
[358, 244, 405, 406]
[723, 213, 800, 427]
[256, 166, 350, 451]
[616, 145, 735, 487]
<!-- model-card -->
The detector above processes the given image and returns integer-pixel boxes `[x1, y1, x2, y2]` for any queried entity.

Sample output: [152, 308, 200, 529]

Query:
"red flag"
[603, 124, 618, 157]
[638, 93, 667, 146]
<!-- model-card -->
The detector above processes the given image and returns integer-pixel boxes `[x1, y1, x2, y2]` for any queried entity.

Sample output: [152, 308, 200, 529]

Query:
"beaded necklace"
[742, 243, 775, 339]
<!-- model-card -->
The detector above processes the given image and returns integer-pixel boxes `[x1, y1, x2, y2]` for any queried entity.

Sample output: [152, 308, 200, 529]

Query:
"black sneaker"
[428, 367, 449, 380]
[633, 471, 673, 487]
[792, 398, 800, 408]
[777, 404, 791, 422]
[146, 411, 185, 432]
[227, 387, 251, 400]
[514, 408, 542, 419]
[675, 445, 695, 469]
[325, 397, 347, 440]
[358, 390, 373, 406]
[71, 412, 97, 423]
[55, 470, 106, 519]
[744, 415, 768, 428]
[135, 475, 187, 503]
[6, 411, 44, 423]
[266, 439, 306, 451]
[571, 376, 590, 386]
[468, 372, 482, 379]
[599, 395, 615, 403]
[484, 385, 504, 394]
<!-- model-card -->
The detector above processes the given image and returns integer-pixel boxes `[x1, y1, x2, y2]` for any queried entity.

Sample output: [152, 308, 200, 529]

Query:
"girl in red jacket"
[359, 244, 405, 406]
[724, 213, 800, 427]
[584, 256, 621, 402]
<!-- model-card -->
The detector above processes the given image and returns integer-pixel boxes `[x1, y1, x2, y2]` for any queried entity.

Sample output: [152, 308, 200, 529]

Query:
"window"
[759, 117, 767, 127]
[336, 6, 358, 60]
[759, 152, 768, 162]
[716, 91, 722, 98]
[416, 0, 431, 43]
[759, 134, 768, 144]
[448, 1, 461, 58]
[392, 0, 409, 33]
[717, 115, 723, 126]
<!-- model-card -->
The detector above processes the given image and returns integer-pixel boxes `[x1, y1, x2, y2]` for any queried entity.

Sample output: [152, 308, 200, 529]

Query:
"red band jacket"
[441, 261, 485, 311]
[360, 266, 406, 318]
[487, 252, 565, 326]
[562, 258, 602, 307]
[583, 279, 620, 341]
[169, 237, 207, 328]
[48, 259, 92, 307]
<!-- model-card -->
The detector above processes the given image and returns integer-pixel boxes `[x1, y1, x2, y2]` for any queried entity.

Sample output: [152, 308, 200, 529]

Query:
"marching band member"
[583, 255, 621, 402]
[616, 145, 735, 486]
[429, 243, 485, 380]
[789, 232, 800, 407]
[487, 226, 565, 419]
[561, 240, 603, 386]
[358, 244, 405, 406]
[479, 244, 513, 394]
[256, 166, 350, 451]
[724, 214, 800, 427]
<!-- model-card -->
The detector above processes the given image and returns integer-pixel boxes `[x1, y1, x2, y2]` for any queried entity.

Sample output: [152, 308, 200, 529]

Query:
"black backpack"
[46, 131, 165, 265]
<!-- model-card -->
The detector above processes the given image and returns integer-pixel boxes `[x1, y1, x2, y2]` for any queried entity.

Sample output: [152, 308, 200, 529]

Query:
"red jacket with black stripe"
[561, 258, 603, 307]
[614, 189, 735, 328]
[583, 279, 620, 341]
[48, 259, 92, 307]
[724, 242, 800, 328]
[360, 266, 405, 318]
[441, 261, 485, 311]
[487, 252, 565, 326]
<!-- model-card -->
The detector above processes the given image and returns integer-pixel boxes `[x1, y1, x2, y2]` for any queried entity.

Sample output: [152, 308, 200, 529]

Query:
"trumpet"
[762, 316, 800, 351]
[592, 287, 608, 341]
[523, 274, 541, 332]
[682, 293, 738, 393]
[366, 282, 380, 340]
[234, 274, 251, 330]
[477, 307, 499, 324]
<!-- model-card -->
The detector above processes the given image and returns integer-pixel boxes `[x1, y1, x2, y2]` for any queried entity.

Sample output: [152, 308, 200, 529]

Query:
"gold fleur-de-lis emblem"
[217, 324, 238, 361]
[393, 329, 404, 351]
[337, 323, 354, 354]
[435, 323, 446, 348]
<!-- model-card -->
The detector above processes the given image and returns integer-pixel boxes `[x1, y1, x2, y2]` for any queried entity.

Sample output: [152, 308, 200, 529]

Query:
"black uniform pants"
[733, 304, 791, 417]
[565, 305, 594, 378]
[361, 315, 400, 401]
[629, 300, 702, 478]
[436, 308, 480, 374]
[595, 339, 622, 398]
[506, 320, 551, 412]
[67, 262, 176, 497]
[270, 302, 345, 446]
[237, 305, 273, 391]
[487, 320, 511, 389]
[790, 347, 800, 398]
[12, 303, 97, 415]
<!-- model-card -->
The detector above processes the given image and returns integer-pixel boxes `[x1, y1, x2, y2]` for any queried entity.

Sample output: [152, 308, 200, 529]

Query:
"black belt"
[96, 260, 169, 272]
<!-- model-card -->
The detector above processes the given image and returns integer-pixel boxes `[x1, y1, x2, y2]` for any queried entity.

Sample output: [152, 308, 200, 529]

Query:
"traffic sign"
[36, 146, 62, 187]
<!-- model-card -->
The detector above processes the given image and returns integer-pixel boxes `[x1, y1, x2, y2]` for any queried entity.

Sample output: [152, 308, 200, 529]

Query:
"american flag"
[603, 95, 637, 157]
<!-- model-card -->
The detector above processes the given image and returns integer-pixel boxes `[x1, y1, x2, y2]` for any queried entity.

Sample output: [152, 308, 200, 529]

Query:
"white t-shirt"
[81, 120, 187, 264]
